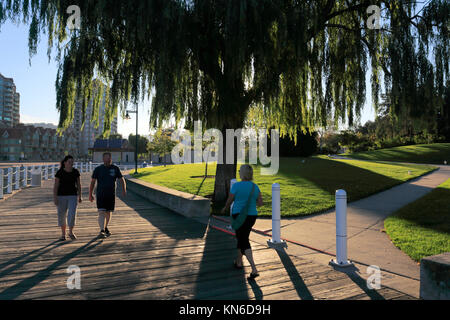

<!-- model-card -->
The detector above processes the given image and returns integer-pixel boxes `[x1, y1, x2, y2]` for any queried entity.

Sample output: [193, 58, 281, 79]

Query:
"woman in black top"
[53, 155, 82, 241]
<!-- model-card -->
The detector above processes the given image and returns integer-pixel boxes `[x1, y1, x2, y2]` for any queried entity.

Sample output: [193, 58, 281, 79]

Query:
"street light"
[125, 106, 138, 175]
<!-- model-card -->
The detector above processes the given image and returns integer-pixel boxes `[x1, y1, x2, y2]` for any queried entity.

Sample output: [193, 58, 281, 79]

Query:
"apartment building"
[0, 124, 77, 161]
[67, 81, 118, 158]
[0, 73, 20, 128]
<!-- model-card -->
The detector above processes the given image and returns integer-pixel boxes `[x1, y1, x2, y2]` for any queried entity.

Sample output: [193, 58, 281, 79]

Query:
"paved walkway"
[251, 163, 450, 282]
[0, 174, 416, 300]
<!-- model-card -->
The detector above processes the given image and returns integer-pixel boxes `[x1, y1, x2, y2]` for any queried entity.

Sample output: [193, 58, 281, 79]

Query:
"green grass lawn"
[385, 179, 450, 262]
[346, 143, 450, 165]
[134, 156, 436, 217]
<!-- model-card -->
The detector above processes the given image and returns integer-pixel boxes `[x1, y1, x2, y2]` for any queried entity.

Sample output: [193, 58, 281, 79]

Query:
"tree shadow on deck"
[0, 240, 63, 278]
[192, 225, 251, 300]
[276, 249, 314, 300]
[118, 192, 207, 240]
[330, 264, 386, 300]
[0, 237, 102, 300]
[119, 192, 250, 299]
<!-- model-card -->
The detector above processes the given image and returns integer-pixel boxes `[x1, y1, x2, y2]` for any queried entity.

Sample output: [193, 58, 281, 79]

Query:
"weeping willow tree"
[1, 0, 448, 200]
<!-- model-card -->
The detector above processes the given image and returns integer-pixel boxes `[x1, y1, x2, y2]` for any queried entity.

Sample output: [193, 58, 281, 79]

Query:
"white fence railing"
[87, 163, 148, 172]
[0, 162, 94, 200]
[0, 162, 149, 200]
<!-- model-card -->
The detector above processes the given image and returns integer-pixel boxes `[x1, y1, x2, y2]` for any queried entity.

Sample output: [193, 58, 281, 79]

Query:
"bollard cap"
[272, 183, 280, 190]
[335, 189, 347, 199]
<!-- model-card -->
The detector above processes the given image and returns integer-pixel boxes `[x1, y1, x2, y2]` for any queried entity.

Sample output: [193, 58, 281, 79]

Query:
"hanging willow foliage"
[0, 0, 448, 141]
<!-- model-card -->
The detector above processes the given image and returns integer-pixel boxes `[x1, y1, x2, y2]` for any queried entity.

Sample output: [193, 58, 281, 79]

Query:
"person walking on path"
[53, 155, 82, 241]
[221, 164, 263, 280]
[89, 152, 127, 238]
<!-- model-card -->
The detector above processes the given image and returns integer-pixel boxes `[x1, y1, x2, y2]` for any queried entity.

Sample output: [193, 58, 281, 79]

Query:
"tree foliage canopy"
[1, 0, 448, 140]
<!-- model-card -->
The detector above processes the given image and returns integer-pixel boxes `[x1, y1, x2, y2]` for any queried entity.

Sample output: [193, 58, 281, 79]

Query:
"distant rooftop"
[91, 139, 132, 151]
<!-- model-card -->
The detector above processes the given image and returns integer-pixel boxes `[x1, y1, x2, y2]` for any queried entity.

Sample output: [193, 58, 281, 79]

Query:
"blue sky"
[0, 20, 375, 136]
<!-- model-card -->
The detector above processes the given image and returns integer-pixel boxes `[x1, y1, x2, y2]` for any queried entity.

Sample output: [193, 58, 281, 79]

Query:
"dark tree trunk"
[213, 125, 239, 202]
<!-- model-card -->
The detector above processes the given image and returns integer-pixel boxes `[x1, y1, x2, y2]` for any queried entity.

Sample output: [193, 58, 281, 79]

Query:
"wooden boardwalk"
[0, 174, 416, 300]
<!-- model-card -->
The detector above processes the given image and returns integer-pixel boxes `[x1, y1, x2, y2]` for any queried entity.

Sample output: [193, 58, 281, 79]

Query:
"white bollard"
[0, 168, 3, 199]
[7, 167, 12, 194]
[31, 167, 42, 187]
[22, 166, 28, 188]
[45, 165, 49, 180]
[14, 167, 20, 190]
[229, 178, 237, 216]
[89, 161, 92, 172]
[329, 189, 353, 267]
[267, 183, 287, 249]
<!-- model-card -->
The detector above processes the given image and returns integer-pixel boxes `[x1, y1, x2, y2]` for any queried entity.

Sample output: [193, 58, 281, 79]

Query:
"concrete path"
[252, 164, 450, 282]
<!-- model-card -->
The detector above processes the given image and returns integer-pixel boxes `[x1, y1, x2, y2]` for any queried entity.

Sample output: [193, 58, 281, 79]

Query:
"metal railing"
[87, 163, 147, 172]
[0, 162, 95, 200]
[0, 161, 151, 200]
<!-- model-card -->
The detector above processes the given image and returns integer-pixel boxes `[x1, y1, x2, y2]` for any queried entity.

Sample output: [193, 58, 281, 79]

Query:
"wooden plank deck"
[0, 173, 417, 300]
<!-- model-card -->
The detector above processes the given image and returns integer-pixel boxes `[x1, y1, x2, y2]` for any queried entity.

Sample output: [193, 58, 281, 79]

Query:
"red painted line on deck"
[210, 215, 420, 281]
[211, 215, 336, 257]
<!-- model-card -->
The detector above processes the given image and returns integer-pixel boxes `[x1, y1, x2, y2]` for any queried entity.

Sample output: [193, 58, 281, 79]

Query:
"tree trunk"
[213, 125, 239, 202]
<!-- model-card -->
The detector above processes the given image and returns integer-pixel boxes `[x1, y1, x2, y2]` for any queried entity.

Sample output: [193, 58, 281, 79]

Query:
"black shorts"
[96, 192, 115, 212]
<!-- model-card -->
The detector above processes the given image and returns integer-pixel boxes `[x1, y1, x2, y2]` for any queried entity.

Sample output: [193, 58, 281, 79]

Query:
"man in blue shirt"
[89, 152, 127, 238]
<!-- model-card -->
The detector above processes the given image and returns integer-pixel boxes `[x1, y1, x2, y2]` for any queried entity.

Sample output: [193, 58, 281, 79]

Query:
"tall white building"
[67, 82, 118, 158]
[0, 73, 20, 128]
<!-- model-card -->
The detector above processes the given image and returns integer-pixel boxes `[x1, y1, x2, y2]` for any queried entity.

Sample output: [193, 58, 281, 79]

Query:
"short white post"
[45, 165, 49, 180]
[25, 167, 29, 185]
[267, 183, 287, 249]
[329, 189, 353, 267]
[0, 168, 3, 199]
[22, 166, 28, 188]
[14, 167, 20, 190]
[229, 178, 237, 216]
[31, 166, 42, 187]
[89, 161, 92, 172]
[7, 167, 12, 194]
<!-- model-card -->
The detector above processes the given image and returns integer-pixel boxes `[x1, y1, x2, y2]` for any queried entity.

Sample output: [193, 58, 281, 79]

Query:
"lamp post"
[125, 106, 138, 175]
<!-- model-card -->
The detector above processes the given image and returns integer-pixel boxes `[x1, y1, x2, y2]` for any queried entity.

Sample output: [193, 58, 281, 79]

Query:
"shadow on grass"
[349, 144, 450, 164]
[133, 167, 172, 179]
[386, 182, 450, 235]
[276, 157, 402, 202]
[271, 157, 438, 218]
